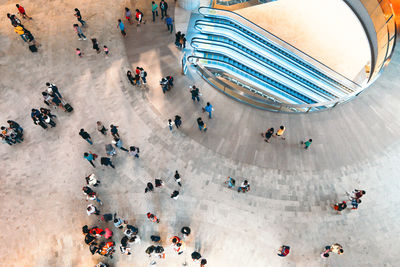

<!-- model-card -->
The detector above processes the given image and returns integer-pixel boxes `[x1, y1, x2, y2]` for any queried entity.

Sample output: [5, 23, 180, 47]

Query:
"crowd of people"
[1, 120, 23, 145]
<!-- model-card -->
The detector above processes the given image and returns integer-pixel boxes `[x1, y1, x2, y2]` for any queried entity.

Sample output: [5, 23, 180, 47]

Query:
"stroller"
[105, 144, 116, 156]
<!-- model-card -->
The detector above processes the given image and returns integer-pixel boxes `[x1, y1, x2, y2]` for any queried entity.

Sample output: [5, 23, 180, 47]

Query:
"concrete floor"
[0, 0, 399, 267]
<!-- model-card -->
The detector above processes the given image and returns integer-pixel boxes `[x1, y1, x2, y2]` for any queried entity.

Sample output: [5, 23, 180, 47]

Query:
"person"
[86, 173, 100, 187]
[101, 157, 115, 168]
[274, 126, 286, 140]
[139, 67, 147, 84]
[175, 31, 181, 47]
[7, 120, 23, 134]
[89, 227, 105, 237]
[277, 245, 290, 257]
[120, 236, 132, 255]
[112, 137, 129, 152]
[160, 77, 168, 93]
[168, 119, 174, 131]
[174, 115, 182, 129]
[332, 201, 347, 214]
[135, 68, 141, 86]
[43, 115, 56, 128]
[203, 102, 213, 118]
[174, 170, 182, 186]
[301, 139, 312, 149]
[87, 204, 100, 216]
[181, 226, 191, 238]
[7, 13, 22, 27]
[1, 134, 13, 146]
[262, 128, 274, 143]
[97, 121, 107, 135]
[14, 25, 27, 42]
[117, 19, 126, 37]
[191, 251, 201, 262]
[237, 180, 250, 193]
[165, 15, 173, 34]
[180, 34, 186, 49]
[125, 7, 132, 24]
[200, 259, 207, 267]
[151, 1, 158, 22]
[160, 0, 168, 19]
[330, 243, 344, 255]
[84, 152, 97, 167]
[31, 108, 47, 129]
[190, 86, 200, 102]
[110, 125, 120, 138]
[74, 8, 86, 26]
[103, 46, 109, 57]
[127, 71, 135, 85]
[145, 182, 154, 193]
[24, 29, 39, 47]
[147, 212, 160, 223]
[146, 245, 156, 257]
[170, 190, 179, 200]
[225, 176, 236, 188]
[135, 9, 144, 26]
[350, 198, 361, 210]
[155, 178, 164, 187]
[113, 214, 127, 229]
[40, 108, 56, 123]
[197, 117, 206, 132]
[92, 38, 100, 54]
[16, 4, 32, 19]
[129, 146, 140, 158]
[76, 48, 83, 58]
[83, 186, 102, 205]
[79, 129, 93, 145]
[321, 246, 331, 258]
[73, 24, 86, 40]
[346, 189, 366, 200]
[46, 82, 62, 99]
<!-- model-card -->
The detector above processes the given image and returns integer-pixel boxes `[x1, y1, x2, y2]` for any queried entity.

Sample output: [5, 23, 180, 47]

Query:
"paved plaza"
[0, 0, 399, 266]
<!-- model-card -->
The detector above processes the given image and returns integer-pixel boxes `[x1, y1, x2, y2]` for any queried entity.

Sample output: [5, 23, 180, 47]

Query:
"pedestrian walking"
[274, 126, 286, 140]
[181, 226, 191, 238]
[147, 212, 160, 223]
[83, 186, 103, 205]
[103, 46, 109, 57]
[127, 71, 135, 85]
[110, 124, 120, 138]
[7, 13, 21, 27]
[16, 4, 32, 19]
[86, 173, 101, 187]
[117, 19, 126, 37]
[151, 1, 158, 22]
[101, 157, 115, 168]
[301, 139, 312, 149]
[155, 178, 164, 187]
[76, 48, 83, 58]
[135, 9, 145, 26]
[330, 243, 344, 255]
[277, 245, 290, 257]
[97, 121, 107, 135]
[79, 129, 93, 145]
[237, 180, 250, 193]
[191, 251, 202, 262]
[46, 82, 63, 99]
[139, 67, 147, 84]
[125, 7, 133, 25]
[112, 137, 129, 152]
[331, 201, 347, 214]
[202, 102, 213, 118]
[168, 119, 174, 131]
[74, 8, 86, 26]
[92, 38, 100, 54]
[174, 115, 182, 128]
[197, 117, 207, 132]
[43, 115, 56, 128]
[84, 152, 97, 167]
[145, 182, 154, 193]
[165, 15, 173, 33]
[346, 189, 366, 200]
[73, 24, 86, 40]
[261, 128, 274, 143]
[174, 170, 182, 186]
[200, 259, 207, 267]
[225, 176, 236, 188]
[160, 77, 168, 93]
[170, 190, 179, 199]
[87, 204, 100, 216]
[175, 31, 181, 47]
[129, 146, 140, 158]
[160, 0, 168, 19]
[190, 86, 200, 102]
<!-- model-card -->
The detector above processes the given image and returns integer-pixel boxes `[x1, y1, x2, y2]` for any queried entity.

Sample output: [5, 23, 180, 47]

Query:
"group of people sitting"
[82, 225, 116, 258]
[0, 120, 23, 145]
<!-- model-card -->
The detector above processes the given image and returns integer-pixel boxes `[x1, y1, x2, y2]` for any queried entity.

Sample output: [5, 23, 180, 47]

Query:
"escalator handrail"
[198, 6, 362, 90]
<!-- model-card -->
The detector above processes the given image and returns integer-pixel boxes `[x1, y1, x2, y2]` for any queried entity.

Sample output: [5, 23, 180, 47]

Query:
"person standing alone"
[160, 0, 168, 19]
[79, 129, 93, 145]
[74, 8, 86, 26]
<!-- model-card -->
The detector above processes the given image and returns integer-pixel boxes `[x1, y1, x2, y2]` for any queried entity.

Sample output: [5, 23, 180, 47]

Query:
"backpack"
[144, 71, 147, 77]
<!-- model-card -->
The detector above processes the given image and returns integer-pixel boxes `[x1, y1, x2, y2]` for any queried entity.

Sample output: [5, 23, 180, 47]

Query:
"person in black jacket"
[79, 128, 93, 145]
[160, 0, 168, 19]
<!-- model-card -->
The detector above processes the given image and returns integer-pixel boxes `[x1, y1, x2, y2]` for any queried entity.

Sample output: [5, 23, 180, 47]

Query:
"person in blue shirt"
[84, 152, 96, 167]
[203, 102, 213, 118]
[165, 15, 173, 33]
[117, 19, 126, 37]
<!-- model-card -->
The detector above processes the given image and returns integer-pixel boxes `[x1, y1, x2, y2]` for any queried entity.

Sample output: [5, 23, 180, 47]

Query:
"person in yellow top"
[14, 25, 27, 42]
[275, 125, 286, 140]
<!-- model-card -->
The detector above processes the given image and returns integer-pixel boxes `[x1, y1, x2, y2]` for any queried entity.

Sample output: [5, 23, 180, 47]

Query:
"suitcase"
[64, 103, 73, 112]
[29, 44, 38, 53]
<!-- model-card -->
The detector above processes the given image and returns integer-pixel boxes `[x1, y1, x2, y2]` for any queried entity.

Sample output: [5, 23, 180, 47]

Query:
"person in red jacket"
[135, 9, 145, 26]
[147, 212, 160, 223]
[16, 4, 32, 19]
